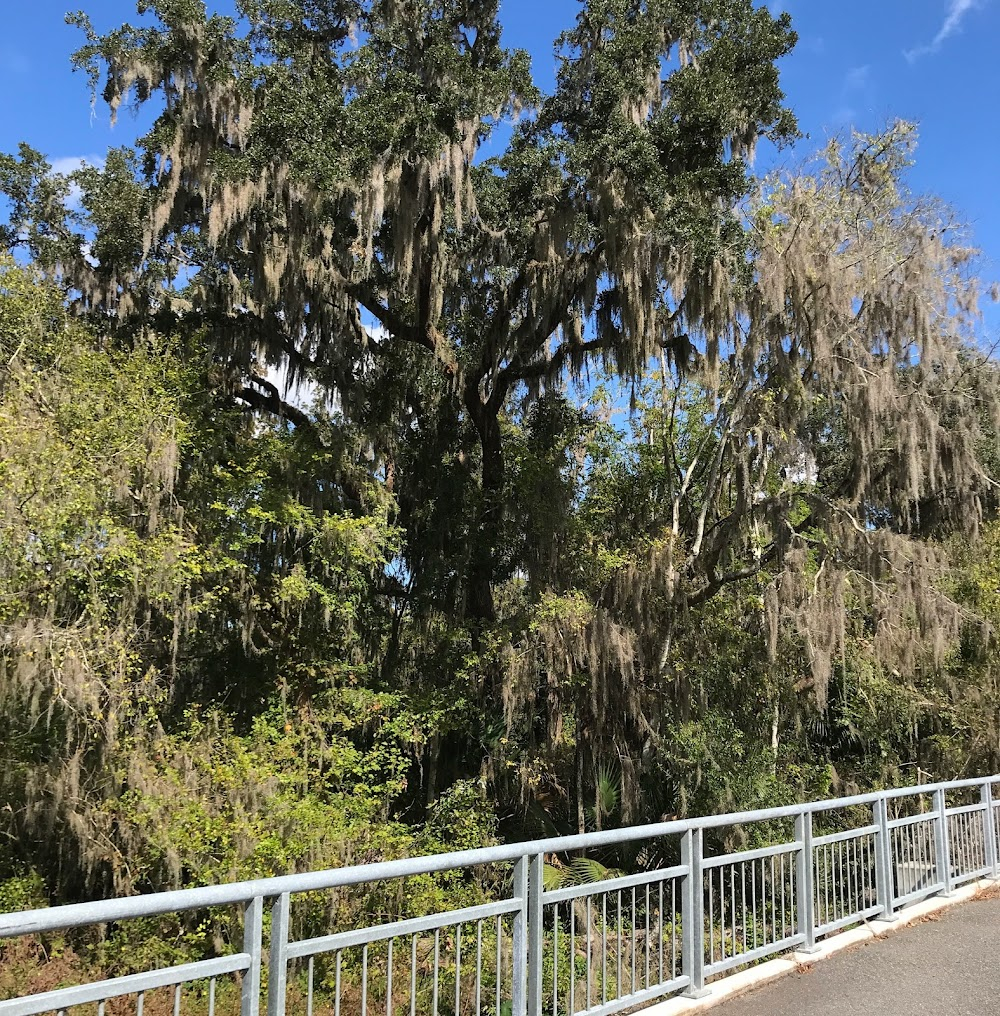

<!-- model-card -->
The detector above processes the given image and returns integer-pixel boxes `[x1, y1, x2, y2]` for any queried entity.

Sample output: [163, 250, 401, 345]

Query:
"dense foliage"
[2, 0, 1000, 947]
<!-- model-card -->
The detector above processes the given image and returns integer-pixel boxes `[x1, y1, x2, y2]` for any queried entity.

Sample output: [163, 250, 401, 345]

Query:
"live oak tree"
[3, 0, 1000, 903]
[21, 0, 799, 830]
[59, 0, 797, 628]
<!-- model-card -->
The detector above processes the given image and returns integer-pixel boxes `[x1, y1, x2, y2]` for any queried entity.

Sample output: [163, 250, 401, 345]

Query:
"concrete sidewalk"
[709, 892, 1000, 1016]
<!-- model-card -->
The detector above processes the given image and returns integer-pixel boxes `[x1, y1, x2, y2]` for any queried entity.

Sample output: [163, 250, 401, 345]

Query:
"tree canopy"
[2, 0, 1000, 930]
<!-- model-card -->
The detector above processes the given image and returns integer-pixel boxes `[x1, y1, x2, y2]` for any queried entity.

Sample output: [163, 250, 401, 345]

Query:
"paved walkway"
[711, 892, 1000, 1015]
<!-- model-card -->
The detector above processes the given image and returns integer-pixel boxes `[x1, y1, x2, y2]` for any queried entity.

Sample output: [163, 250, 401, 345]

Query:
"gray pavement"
[710, 894, 1000, 1015]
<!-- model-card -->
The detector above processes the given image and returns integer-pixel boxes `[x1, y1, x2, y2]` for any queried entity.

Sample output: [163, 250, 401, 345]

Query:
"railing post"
[873, 795, 897, 921]
[241, 896, 264, 1016]
[794, 809, 819, 953]
[982, 782, 998, 879]
[933, 788, 954, 895]
[512, 854, 529, 1016]
[267, 893, 290, 1016]
[526, 853, 544, 1016]
[680, 828, 709, 999]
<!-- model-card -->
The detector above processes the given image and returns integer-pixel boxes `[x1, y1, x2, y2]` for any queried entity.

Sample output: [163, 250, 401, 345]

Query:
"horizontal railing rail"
[1, 775, 998, 1016]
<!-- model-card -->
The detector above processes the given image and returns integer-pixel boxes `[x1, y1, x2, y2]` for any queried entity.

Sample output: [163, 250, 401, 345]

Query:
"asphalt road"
[711, 893, 1000, 1016]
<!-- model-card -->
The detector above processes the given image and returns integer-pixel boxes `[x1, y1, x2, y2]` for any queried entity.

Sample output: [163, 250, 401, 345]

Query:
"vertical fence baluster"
[475, 921, 483, 1016]
[864, 835, 871, 908]
[432, 931, 439, 1016]
[528, 853, 544, 1011]
[971, 808, 979, 873]
[902, 823, 911, 897]
[861, 836, 869, 908]
[386, 941, 392, 1016]
[984, 783, 998, 879]
[995, 798, 1000, 873]
[475, 921, 482, 1016]
[585, 896, 592, 1012]
[769, 856, 776, 946]
[960, 812, 967, 875]
[969, 812, 976, 874]
[751, 861, 758, 951]
[670, 879, 676, 981]
[776, 853, 784, 938]
[512, 854, 531, 1016]
[267, 893, 290, 1016]
[680, 828, 708, 998]
[615, 889, 622, 998]
[456, 926, 462, 1016]
[568, 904, 575, 1016]
[963, 812, 969, 875]
[836, 841, 844, 922]
[551, 907, 558, 1016]
[840, 840, 848, 919]
[824, 845, 831, 927]
[849, 841, 857, 914]
[362, 944, 369, 1016]
[861, 833, 869, 906]
[972, 811, 979, 872]
[242, 896, 263, 1016]
[966, 806, 975, 872]
[657, 881, 664, 987]
[794, 810, 817, 952]
[707, 868, 714, 965]
[730, 865, 737, 957]
[953, 813, 962, 878]
[719, 868, 725, 963]
[334, 951, 342, 1016]
[964, 813, 971, 876]
[411, 936, 418, 1016]
[934, 789, 953, 894]
[496, 915, 503, 1016]
[601, 894, 607, 1006]
[631, 886, 637, 994]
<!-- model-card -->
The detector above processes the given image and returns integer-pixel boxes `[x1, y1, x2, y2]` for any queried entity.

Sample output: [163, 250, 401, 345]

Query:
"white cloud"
[49, 155, 106, 207]
[905, 0, 984, 61]
[828, 66, 870, 128]
[49, 155, 105, 177]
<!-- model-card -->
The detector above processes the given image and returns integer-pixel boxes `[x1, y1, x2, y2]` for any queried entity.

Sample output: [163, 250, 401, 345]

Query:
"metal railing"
[1, 776, 998, 1016]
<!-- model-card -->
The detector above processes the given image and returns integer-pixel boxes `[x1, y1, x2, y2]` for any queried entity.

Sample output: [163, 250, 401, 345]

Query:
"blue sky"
[2, 0, 998, 330]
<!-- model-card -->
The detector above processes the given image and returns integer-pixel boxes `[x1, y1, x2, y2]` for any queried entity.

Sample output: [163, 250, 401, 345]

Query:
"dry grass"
[974, 879, 1000, 901]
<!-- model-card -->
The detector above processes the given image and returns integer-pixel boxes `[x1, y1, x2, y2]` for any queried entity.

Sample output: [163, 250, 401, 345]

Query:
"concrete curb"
[640, 878, 998, 1016]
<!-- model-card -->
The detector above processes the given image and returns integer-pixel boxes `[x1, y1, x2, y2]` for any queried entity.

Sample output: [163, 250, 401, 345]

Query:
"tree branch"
[237, 374, 314, 432]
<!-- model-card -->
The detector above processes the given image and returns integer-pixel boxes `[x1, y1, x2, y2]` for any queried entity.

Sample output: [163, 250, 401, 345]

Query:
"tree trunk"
[426, 732, 440, 806]
[465, 389, 504, 625]
[575, 739, 586, 835]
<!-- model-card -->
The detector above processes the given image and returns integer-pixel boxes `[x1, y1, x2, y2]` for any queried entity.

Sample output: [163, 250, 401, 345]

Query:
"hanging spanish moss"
[2, 2, 1000, 916]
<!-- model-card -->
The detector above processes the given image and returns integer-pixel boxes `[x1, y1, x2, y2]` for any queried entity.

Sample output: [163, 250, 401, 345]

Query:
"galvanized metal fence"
[2, 776, 998, 1016]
